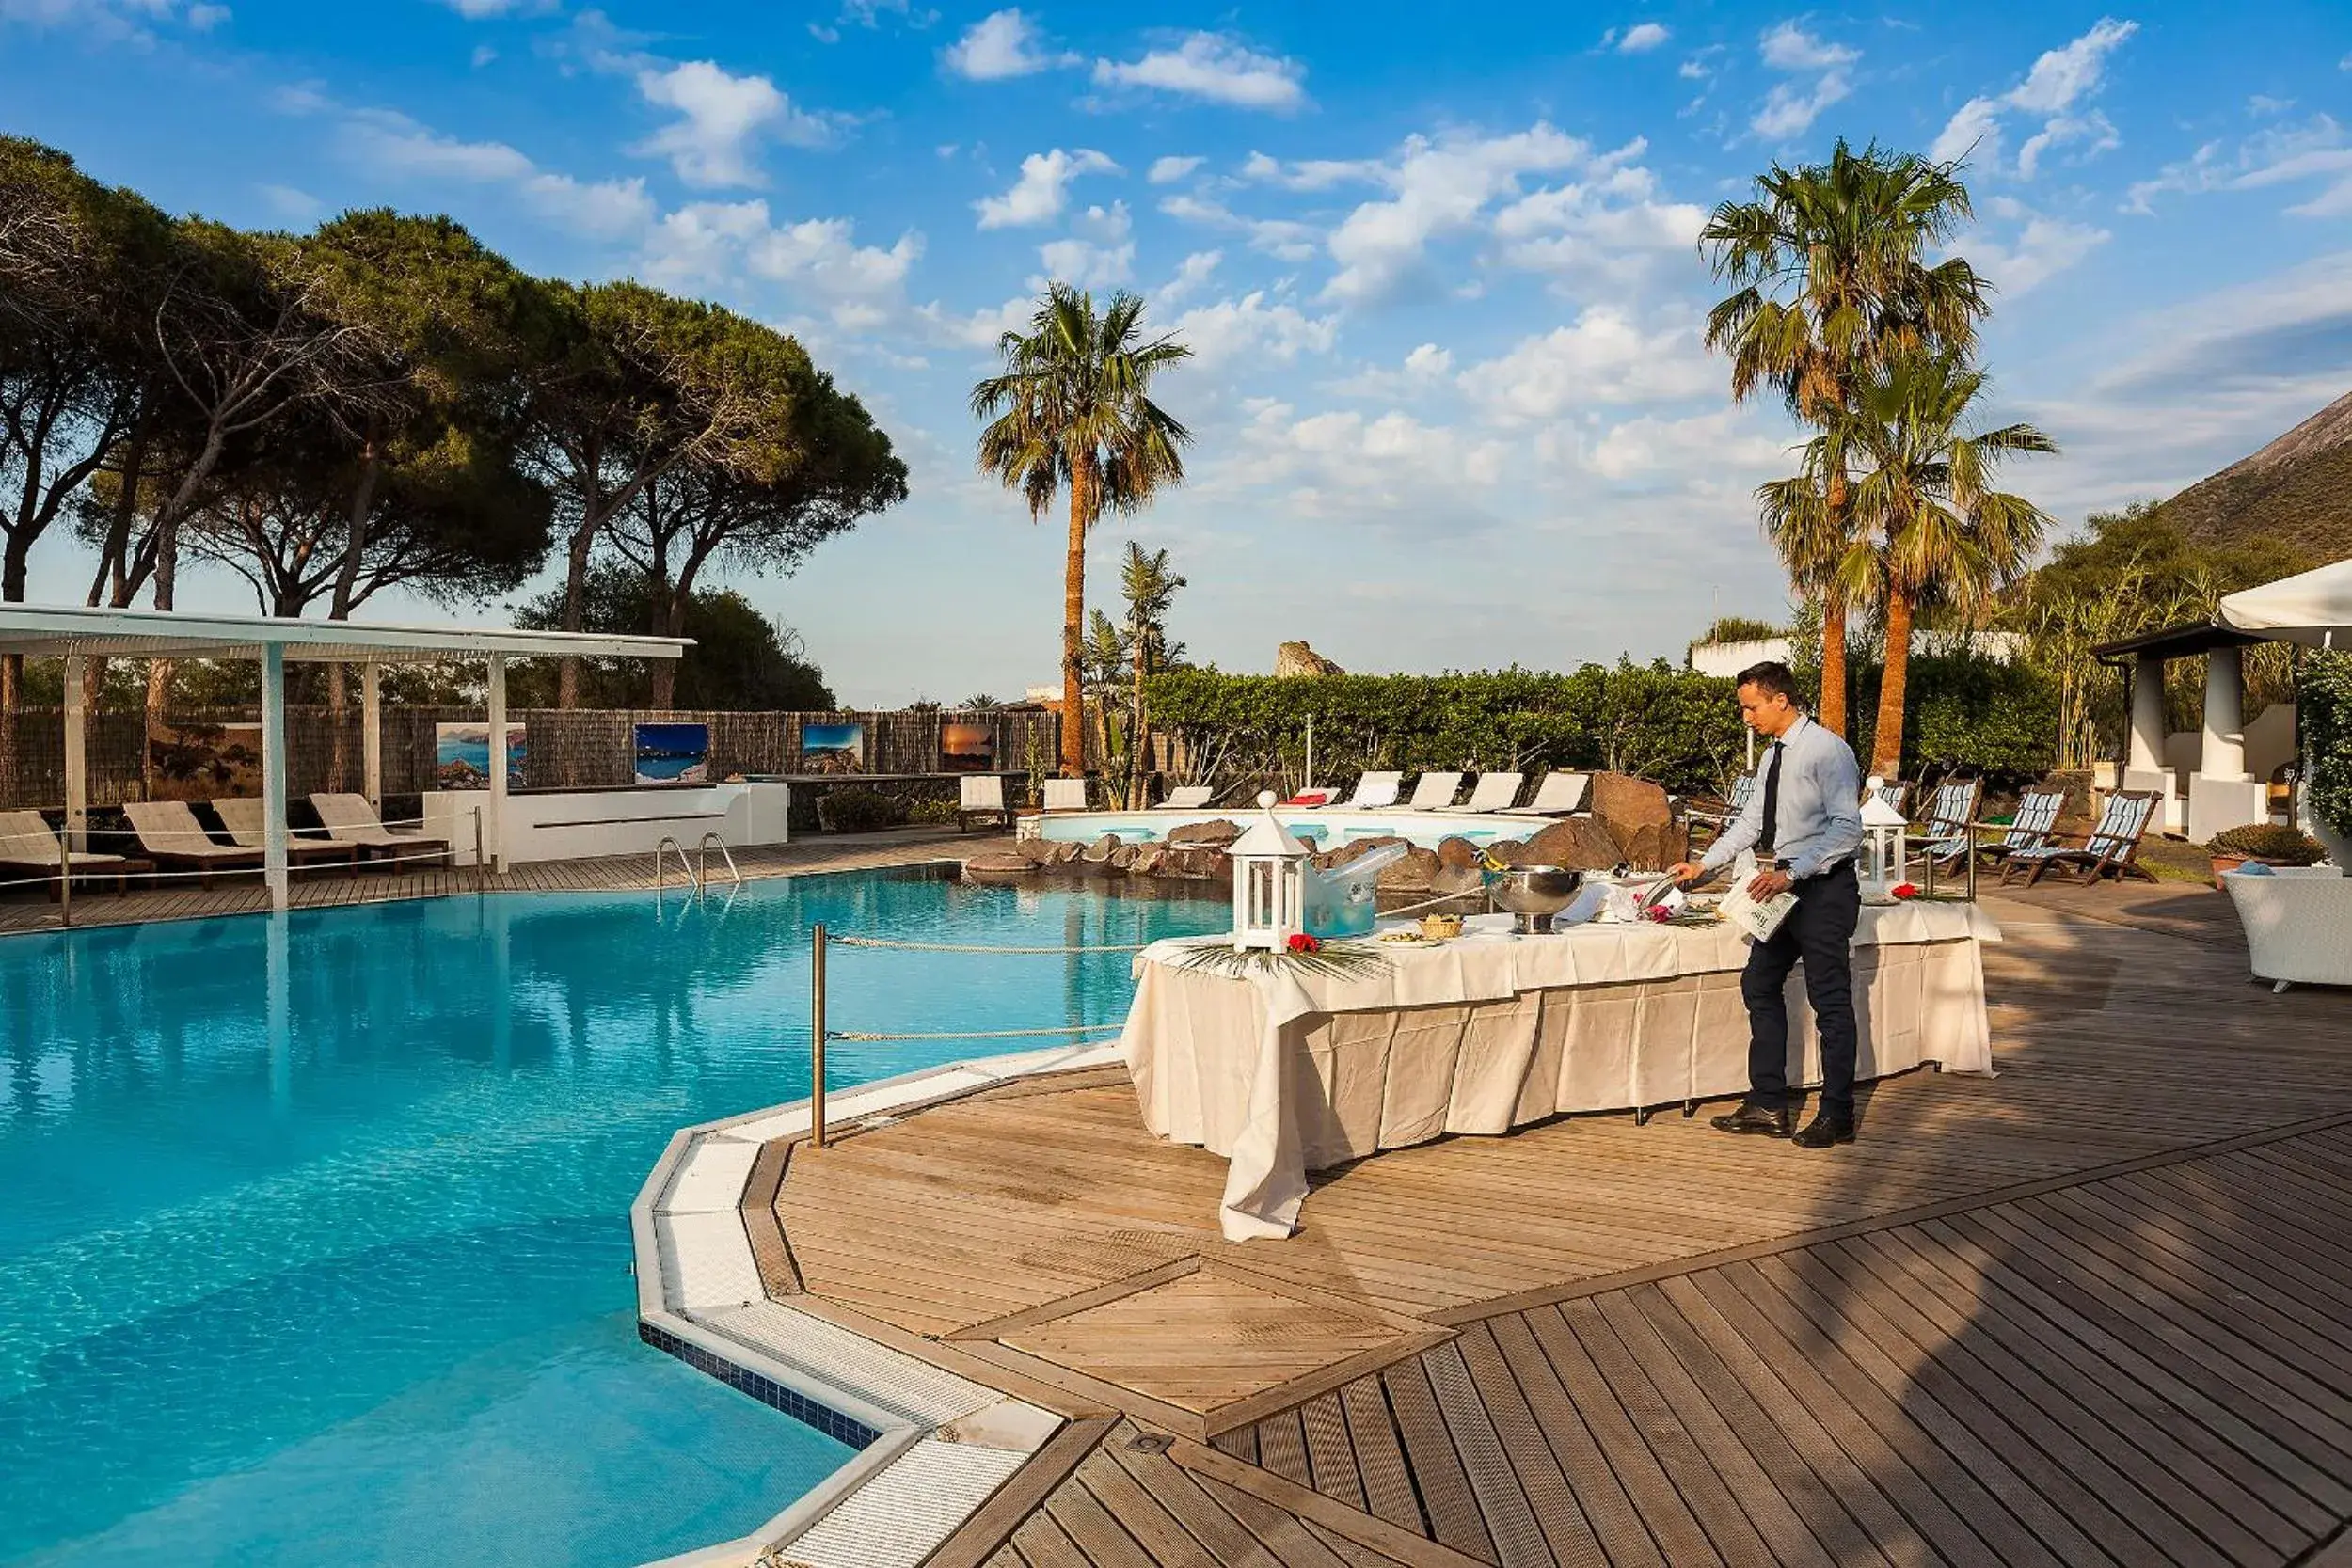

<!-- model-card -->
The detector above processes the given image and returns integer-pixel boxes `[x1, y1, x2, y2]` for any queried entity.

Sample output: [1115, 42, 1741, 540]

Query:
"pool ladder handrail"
[697, 832, 741, 892]
[654, 835, 701, 899]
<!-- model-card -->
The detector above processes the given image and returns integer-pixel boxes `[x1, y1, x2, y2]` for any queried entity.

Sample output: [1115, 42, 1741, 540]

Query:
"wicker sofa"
[2222, 865, 2352, 992]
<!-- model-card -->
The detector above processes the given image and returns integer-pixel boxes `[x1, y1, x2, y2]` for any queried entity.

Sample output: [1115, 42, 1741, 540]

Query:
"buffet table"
[1121, 903, 2001, 1241]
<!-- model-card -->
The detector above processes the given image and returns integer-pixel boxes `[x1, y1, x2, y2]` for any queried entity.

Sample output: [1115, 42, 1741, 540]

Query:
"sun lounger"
[1912, 777, 1984, 866]
[1159, 784, 1216, 810]
[309, 793, 453, 868]
[1462, 772, 1525, 812]
[1041, 777, 1088, 812]
[1687, 771, 1755, 835]
[959, 775, 1013, 832]
[212, 797, 362, 873]
[1867, 777, 1912, 818]
[2000, 789, 2159, 886]
[1339, 771, 1402, 810]
[1972, 788, 2066, 871]
[0, 809, 145, 897]
[1394, 770, 1464, 811]
[122, 800, 263, 886]
[1495, 770, 1590, 817]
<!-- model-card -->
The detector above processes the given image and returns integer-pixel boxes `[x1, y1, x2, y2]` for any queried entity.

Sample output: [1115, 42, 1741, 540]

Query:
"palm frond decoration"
[1170, 938, 1391, 981]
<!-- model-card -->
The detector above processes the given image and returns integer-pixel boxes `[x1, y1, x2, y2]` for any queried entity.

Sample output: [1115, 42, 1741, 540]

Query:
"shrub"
[1851, 653, 2059, 786]
[904, 795, 961, 826]
[2304, 650, 2352, 839]
[2208, 823, 2326, 864]
[816, 788, 905, 833]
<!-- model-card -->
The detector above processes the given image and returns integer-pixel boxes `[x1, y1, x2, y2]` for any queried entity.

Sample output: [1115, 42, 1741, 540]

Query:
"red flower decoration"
[1644, 904, 1675, 923]
[1891, 882, 1920, 900]
[1287, 932, 1321, 954]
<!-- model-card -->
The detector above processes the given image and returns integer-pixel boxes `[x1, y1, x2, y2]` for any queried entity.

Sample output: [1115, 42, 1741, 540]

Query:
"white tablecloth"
[1121, 903, 2001, 1241]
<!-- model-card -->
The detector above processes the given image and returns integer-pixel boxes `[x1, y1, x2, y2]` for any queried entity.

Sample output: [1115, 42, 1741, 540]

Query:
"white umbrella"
[2219, 558, 2352, 648]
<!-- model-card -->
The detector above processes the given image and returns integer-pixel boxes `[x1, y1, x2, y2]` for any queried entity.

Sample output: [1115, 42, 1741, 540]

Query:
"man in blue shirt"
[1668, 660, 1866, 1148]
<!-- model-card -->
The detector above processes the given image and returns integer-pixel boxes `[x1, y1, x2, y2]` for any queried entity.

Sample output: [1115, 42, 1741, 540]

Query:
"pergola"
[0, 604, 686, 911]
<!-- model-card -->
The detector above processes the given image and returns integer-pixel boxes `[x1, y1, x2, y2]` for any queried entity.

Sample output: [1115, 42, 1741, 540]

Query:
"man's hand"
[1746, 866, 1794, 901]
[1665, 861, 1707, 888]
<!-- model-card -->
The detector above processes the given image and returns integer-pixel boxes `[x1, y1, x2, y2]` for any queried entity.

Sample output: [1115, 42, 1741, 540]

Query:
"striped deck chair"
[1688, 770, 1756, 835]
[2001, 790, 2160, 887]
[1913, 777, 1984, 867]
[1972, 788, 2067, 872]
[1867, 777, 1912, 819]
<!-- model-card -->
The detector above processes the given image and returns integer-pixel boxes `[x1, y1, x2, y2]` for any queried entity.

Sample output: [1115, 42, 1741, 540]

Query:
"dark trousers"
[1740, 860, 1862, 1115]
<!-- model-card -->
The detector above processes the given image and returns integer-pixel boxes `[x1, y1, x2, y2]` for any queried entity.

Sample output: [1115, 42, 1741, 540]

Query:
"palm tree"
[973, 284, 1192, 777]
[1700, 140, 1988, 739]
[1807, 352, 2056, 775]
[1120, 542, 1186, 806]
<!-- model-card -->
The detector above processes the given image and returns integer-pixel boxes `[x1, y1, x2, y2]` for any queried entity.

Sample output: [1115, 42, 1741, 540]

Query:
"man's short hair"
[1735, 660, 1805, 707]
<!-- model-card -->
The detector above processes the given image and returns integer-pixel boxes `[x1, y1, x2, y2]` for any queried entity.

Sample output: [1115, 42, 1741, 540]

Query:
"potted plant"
[2208, 822, 2326, 885]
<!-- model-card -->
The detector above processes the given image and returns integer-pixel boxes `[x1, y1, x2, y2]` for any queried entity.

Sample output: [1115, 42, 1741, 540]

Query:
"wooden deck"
[733, 883, 2352, 1568]
[0, 824, 993, 936]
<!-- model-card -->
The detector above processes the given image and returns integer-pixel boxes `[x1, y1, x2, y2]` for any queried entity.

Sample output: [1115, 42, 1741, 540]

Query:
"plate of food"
[1378, 928, 1442, 947]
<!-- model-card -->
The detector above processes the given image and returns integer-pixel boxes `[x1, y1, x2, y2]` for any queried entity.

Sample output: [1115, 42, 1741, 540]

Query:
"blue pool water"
[0, 868, 1225, 1568]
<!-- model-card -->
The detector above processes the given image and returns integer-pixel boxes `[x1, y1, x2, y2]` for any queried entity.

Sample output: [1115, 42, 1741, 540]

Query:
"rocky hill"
[2156, 388, 2352, 563]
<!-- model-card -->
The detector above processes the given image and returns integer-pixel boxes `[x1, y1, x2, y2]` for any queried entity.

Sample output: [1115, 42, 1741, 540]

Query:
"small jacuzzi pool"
[1030, 806, 1532, 850]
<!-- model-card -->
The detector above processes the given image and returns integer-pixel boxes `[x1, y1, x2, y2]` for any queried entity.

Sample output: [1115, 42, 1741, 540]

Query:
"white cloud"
[1567, 408, 1789, 483]
[339, 109, 657, 239]
[1971, 213, 2109, 293]
[1238, 150, 1375, 191]
[943, 8, 1073, 80]
[1219, 400, 1510, 518]
[1615, 22, 1670, 54]
[1148, 154, 1204, 184]
[1158, 249, 1221, 305]
[1158, 193, 1318, 261]
[634, 60, 834, 188]
[1327, 342, 1454, 399]
[1931, 18, 2137, 178]
[643, 200, 922, 329]
[2126, 114, 2352, 218]
[1164, 293, 1339, 374]
[1036, 201, 1135, 288]
[1457, 309, 1715, 421]
[1491, 144, 1708, 290]
[436, 0, 556, 15]
[0, 0, 224, 39]
[1091, 32, 1307, 112]
[974, 148, 1119, 229]
[1320, 124, 1588, 304]
[256, 182, 320, 222]
[1749, 22, 1857, 140]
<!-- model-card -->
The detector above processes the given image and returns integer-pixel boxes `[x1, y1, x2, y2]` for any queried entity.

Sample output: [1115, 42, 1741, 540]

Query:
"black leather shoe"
[1793, 1111, 1855, 1148]
[1710, 1101, 1793, 1137]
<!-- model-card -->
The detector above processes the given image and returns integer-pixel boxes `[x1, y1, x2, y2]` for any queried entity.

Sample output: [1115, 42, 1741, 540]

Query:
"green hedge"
[1850, 653, 2061, 784]
[1144, 663, 1746, 793]
[2304, 650, 2352, 838]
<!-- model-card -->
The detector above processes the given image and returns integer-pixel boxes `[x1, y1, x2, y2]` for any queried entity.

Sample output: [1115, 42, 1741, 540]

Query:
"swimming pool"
[0, 867, 1225, 1568]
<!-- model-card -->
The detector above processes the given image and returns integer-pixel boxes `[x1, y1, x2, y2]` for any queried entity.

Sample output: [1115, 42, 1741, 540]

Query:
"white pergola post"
[2127, 657, 2166, 773]
[62, 654, 87, 851]
[2202, 645, 2249, 780]
[486, 654, 508, 875]
[260, 641, 290, 912]
[360, 661, 383, 810]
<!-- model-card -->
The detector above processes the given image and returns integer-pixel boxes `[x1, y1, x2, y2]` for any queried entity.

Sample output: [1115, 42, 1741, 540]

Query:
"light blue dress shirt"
[1698, 713, 1865, 881]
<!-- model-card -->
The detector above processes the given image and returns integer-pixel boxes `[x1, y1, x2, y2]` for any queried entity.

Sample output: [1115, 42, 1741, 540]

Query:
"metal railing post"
[809, 923, 828, 1150]
[473, 807, 485, 894]
[57, 830, 71, 928]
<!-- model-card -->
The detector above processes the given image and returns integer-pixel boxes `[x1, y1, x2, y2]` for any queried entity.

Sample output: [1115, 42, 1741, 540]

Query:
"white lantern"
[1859, 790, 1910, 894]
[1229, 790, 1311, 951]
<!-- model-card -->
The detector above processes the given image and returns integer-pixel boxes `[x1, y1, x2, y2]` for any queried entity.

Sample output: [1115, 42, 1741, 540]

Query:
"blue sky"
[4, 1, 2349, 703]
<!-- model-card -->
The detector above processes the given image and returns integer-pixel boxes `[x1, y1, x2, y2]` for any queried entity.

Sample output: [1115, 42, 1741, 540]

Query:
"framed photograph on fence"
[435, 721, 527, 790]
[939, 721, 994, 773]
[632, 721, 711, 784]
[800, 721, 866, 776]
[145, 720, 264, 802]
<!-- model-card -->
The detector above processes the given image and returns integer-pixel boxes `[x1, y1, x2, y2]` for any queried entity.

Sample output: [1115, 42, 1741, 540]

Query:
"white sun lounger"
[1462, 772, 1525, 812]
[1494, 771, 1590, 816]
[1159, 785, 1215, 810]
[213, 798, 361, 870]
[1393, 771, 1464, 811]
[959, 775, 1014, 832]
[0, 808, 140, 893]
[1339, 771, 1402, 809]
[310, 794, 453, 867]
[122, 799, 263, 883]
[1041, 777, 1089, 812]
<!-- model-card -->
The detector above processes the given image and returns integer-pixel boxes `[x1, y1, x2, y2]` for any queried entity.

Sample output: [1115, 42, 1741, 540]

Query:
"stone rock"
[1108, 843, 1138, 870]
[1274, 640, 1345, 677]
[1016, 837, 1059, 864]
[1435, 835, 1482, 871]
[1376, 845, 1440, 893]
[1315, 833, 1406, 870]
[1522, 816, 1627, 872]
[1127, 847, 1165, 876]
[963, 850, 1034, 875]
[1166, 817, 1242, 847]
[1157, 846, 1230, 880]
[1614, 822, 1691, 872]
[1589, 771, 1672, 834]
[1485, 838, 1534, 867]
[2041, 768, 2098, 832]
[1047, 840, 1085, 865]
[1081, 832, 1122, 863]
[1429, 863, 1486, 898]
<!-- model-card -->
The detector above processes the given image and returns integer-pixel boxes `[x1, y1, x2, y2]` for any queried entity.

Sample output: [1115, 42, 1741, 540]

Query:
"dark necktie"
[1756, 741, 1785, 858]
